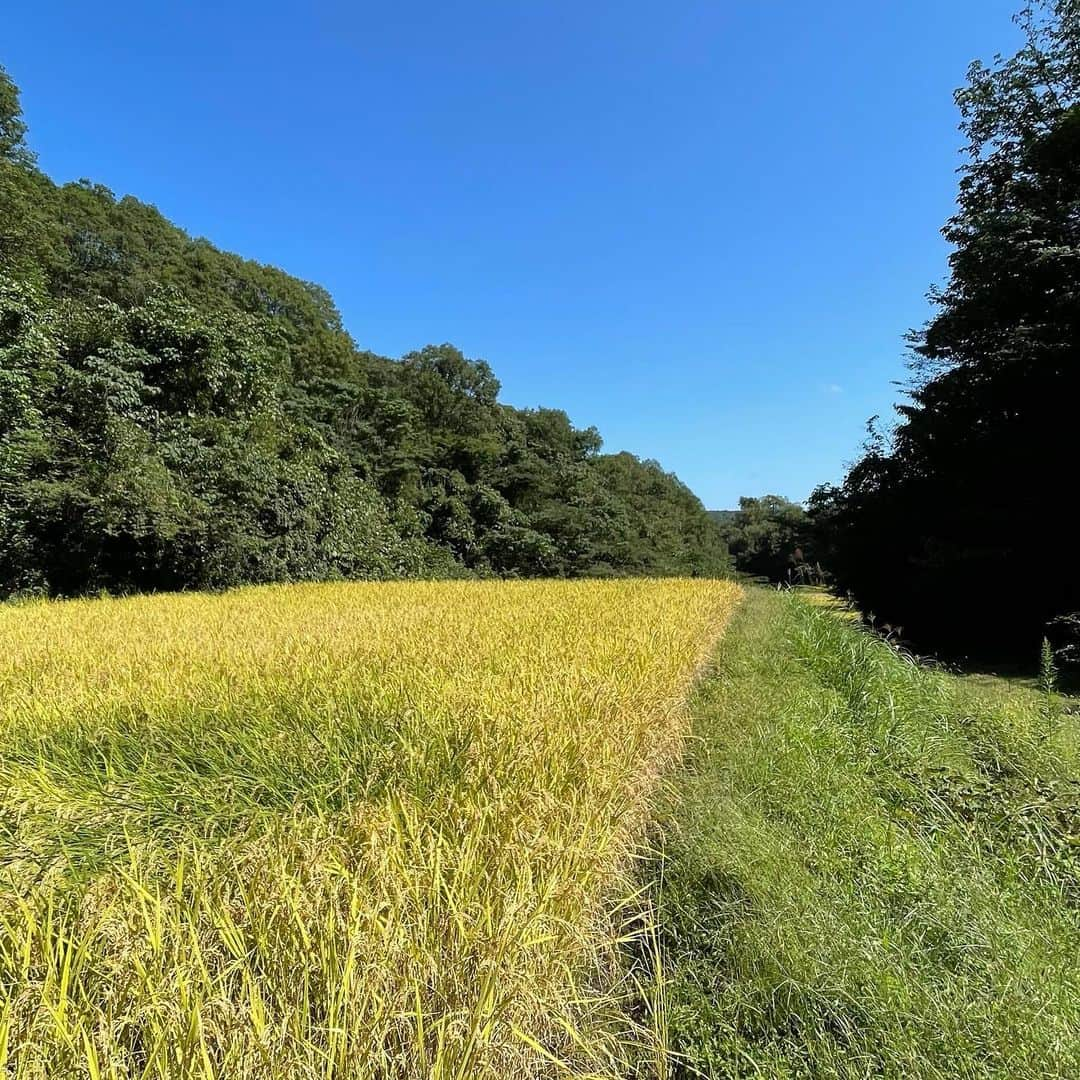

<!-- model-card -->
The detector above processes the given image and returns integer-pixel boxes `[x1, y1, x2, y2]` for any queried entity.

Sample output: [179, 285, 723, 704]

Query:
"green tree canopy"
[812, 0, 1080, 658]
[0, 66, 728, 596]
[715, 495, 816, 583]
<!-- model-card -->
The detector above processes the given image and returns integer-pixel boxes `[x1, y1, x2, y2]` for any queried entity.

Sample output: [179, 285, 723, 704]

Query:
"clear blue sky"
[3, 1, 1022, 508]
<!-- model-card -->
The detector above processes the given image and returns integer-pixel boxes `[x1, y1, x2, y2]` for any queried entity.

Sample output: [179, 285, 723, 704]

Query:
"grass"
[649, 588, 1080, 1079]
[10, 578, 1073, 1078]
[0, 578, 741, 1079]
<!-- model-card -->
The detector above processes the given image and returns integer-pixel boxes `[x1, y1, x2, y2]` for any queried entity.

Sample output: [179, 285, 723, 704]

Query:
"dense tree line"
[711, 496, 821, 584]
[811, 0, 1080, 660]
[0, 68, 729, 597]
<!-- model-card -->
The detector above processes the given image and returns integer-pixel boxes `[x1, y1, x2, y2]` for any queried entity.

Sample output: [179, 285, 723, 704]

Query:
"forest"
[5, 0, 1080, 669]
[716, 3, 1080, 667]
[0, 68, 728, 598]
[807, 2, 1080, 662]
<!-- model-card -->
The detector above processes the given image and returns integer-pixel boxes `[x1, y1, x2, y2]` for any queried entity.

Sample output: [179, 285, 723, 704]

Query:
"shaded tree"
[813, 0, 1080, 658]
[716, 495, 817, 583]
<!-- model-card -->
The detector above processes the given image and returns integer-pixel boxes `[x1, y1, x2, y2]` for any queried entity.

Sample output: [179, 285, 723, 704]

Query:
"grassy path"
[650, 588, 1080, 1078]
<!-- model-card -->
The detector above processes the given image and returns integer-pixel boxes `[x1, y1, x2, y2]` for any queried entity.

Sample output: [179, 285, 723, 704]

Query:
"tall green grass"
[649, 589, 1080, 1078]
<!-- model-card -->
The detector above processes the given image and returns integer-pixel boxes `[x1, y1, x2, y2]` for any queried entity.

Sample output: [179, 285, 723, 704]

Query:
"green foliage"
[0, 280, 419, 594]
[812, 1, 1080, 660]
[713, 494, 818, 582]
[0, 64, 30, 165]
[647, 589, 1080, 1077]
[0, 67, 728, 596]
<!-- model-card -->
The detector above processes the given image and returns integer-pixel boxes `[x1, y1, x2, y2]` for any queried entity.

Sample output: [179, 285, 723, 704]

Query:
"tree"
[0, 66, 31, 165]
[813, 0, 1080, 658]
[0, 66, 728, 595]
[717, 495, 816, 583]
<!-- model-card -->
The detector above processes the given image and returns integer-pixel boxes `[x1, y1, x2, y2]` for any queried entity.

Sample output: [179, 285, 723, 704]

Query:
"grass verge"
[650, 588, 1080, 1079]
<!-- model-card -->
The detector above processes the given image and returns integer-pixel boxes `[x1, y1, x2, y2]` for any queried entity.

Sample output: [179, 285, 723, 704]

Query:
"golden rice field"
[0, 578, 740, 1079]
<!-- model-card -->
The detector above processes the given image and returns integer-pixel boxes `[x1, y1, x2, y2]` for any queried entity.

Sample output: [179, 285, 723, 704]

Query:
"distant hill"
[708, 510, 740, 525]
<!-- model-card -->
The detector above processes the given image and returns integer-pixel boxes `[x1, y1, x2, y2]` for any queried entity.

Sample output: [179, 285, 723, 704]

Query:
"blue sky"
[4, 1, 1022, 508]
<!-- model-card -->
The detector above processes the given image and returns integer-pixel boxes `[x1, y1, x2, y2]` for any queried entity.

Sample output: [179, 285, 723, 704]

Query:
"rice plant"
[0, 578, 740, 1079]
